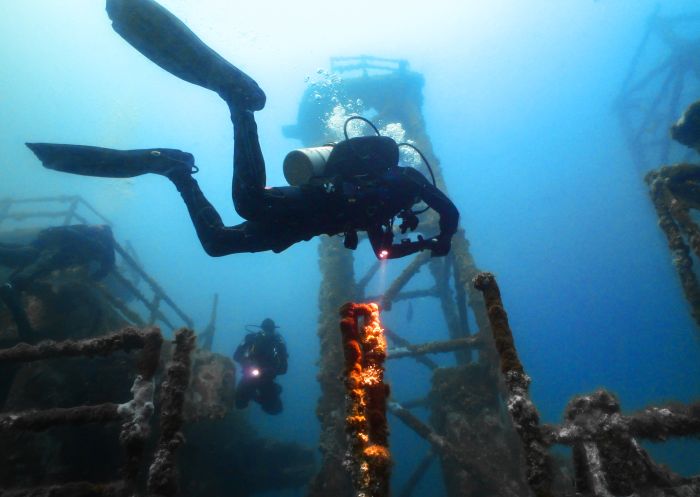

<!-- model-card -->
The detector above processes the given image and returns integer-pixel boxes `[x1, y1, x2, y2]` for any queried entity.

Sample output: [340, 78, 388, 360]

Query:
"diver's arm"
[233, 334, 254, 362]
[402, 168, 459, 256]
[367, 225, 431, 260]
[233, 344, 245, 363]
[274, 337, 288, 375]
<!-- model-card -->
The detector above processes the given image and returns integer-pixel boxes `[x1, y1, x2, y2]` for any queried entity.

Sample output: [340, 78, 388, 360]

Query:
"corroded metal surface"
[339, 303, 390, 497]
[475, 272, 700, 497]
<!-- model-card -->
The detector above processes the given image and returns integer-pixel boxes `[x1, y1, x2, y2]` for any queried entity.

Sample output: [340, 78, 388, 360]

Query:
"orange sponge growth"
[339, 302, 391, 497]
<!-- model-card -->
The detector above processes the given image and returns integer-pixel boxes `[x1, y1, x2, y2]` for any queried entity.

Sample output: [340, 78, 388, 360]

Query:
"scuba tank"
[283, 116, 436, 192]
[283, 145, 334, 186]
[283, 135, 399, 187]
[284, 116, 396, 186]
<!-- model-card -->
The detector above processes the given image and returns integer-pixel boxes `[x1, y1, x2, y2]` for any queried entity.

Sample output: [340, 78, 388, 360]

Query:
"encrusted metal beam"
[473, 272, 554, 497]
[364, 288, 438, 304]
[357, 261, 381, 295]
[0, 481, 126, 497]
[308, 237, 355, 497]
[384, 328, 438, 370]
[388, 402, 457, 458]
[0, 404, 122, 431]
[429, 258, 467, 363]
[147, 328, 195, 497]
[114, 243, 194, 328]
[379, 252, 430, 310]
[387, 336, 479, 360]
[339, 303, 391, 497]
[541, 399, 700, 445]
[646, 165, 700, 329]
[0, 327, 161, 363]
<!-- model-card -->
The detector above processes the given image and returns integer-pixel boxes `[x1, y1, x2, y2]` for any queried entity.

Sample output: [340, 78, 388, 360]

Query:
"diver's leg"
[235, 378, 256, 409]
[230, 111, 321, 225]
[230, 110, 267, 220]
[258, 381, 283, 415]
[169, 173, 285, 255]
[105, 1, 273, 215]
[106, 0, 265, 111]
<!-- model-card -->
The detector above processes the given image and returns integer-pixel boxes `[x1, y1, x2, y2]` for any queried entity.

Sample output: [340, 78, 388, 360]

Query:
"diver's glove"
[398, 209, 419, 234]
[426, 236, 451, 257]
[344, 229, 359, 250]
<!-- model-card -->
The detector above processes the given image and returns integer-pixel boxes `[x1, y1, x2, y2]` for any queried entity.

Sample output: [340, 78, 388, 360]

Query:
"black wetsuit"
[170, 116, 459, 258]
[26, 0, 460, 260]
[0, 224, 115, 341]
[233, 331, 288, 415]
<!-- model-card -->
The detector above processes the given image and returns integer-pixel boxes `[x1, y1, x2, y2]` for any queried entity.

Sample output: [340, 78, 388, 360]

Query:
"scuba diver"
[0, 224, 116, 342]
[26, 0, 459, 260]
[233, 318, 288, 415]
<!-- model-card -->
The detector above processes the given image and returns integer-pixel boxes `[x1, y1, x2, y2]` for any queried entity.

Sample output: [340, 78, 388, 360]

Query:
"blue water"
[2, 0, 700, 493]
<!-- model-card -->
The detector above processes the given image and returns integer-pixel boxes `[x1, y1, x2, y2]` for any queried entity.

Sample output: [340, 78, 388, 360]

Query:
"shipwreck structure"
[294, 55, 700, 497]
[646, 160, 700, 330]
[0, 196, 314, 496]
[475, 272, 700, 497]
[287, 55, 531, 497]
[339, 302, 391, 497]
[616, 6, 700, 332]
[4, 37, 700, 495]
[0, 195, 195, 335]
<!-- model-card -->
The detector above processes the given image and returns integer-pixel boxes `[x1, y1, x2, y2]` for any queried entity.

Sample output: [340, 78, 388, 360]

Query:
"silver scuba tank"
[283, 145, 334, 186]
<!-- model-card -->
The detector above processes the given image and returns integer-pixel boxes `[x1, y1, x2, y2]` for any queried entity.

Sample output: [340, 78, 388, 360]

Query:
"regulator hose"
[343, 116, 438, 215]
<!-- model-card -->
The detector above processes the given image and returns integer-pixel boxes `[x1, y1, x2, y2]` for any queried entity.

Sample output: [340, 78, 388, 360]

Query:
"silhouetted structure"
[616, 7, 700, 173]
[0, 198, 314, 496]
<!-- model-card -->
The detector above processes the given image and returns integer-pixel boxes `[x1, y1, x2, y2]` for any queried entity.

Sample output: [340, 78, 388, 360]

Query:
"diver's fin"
[27, 143, 150, 178]
[105, 0, 266, 112]
[26, 143, 196, 178]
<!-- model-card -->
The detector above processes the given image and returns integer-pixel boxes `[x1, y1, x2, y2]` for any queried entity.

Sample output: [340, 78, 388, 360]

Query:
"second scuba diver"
[233, 318, 288, 415]
[26, 0, 460, 260]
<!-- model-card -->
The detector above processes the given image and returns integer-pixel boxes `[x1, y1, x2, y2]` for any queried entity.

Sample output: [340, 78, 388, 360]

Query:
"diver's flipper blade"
[105, 0, 265, 111]
[26, 143, 148, 178]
